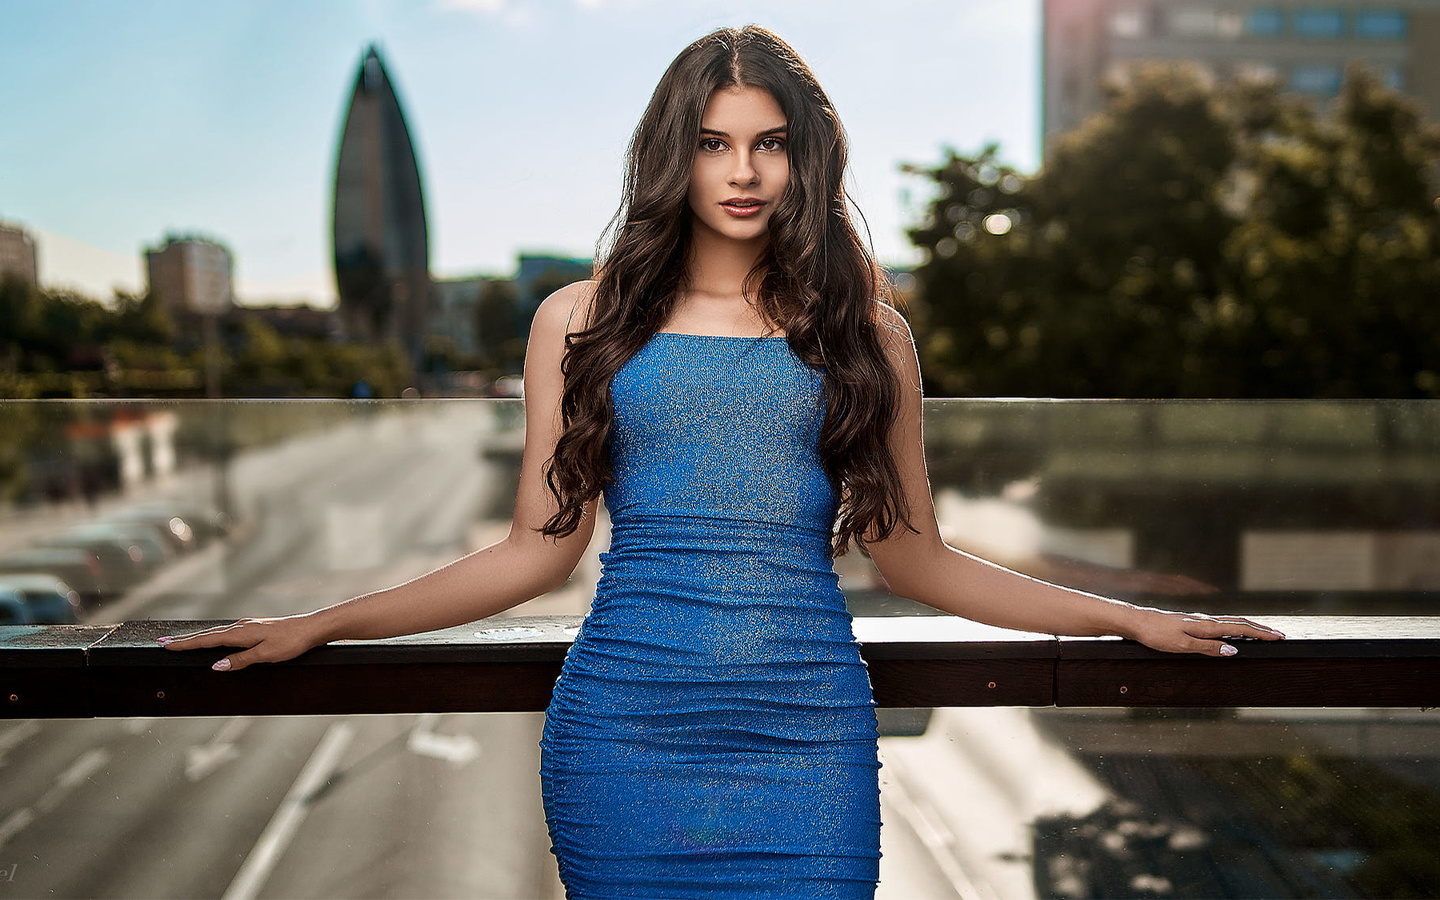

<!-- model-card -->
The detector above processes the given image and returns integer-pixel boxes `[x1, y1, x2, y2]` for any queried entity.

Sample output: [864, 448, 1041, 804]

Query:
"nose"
[729, 150, 758, 186]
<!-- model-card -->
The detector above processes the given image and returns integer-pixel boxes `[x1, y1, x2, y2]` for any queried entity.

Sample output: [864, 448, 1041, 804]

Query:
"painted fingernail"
[156, 636, 172, 645]
[212, 658, 231, 671]
[1219, 644, 1238, 656]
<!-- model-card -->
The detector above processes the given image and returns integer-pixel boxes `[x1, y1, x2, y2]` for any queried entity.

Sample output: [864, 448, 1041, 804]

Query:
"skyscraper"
[331, 45, 431, 373]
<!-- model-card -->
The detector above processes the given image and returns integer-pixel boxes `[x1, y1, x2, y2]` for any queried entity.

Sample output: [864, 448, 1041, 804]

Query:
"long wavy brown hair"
[541, 24, 914, 557]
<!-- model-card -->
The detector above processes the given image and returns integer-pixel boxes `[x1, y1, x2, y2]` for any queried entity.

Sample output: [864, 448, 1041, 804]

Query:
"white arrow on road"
[407, 713, 480, 766]
[186, 717, 252, 782]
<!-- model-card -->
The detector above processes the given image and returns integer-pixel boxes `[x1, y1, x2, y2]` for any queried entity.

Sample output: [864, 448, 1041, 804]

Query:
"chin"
[708, 218, 772, 242]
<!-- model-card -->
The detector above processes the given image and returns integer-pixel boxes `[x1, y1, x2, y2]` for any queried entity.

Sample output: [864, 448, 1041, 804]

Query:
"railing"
[2, 398, 1439, 898]
[4, 614, 1437, 719]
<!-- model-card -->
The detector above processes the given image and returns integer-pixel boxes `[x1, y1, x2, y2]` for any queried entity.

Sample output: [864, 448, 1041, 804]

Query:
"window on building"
[1244, 9, 1286, 36]
[1290, 63, 1344, 94]
[1354, 10, 1407, 40]
[1293, 8, 1346, 38]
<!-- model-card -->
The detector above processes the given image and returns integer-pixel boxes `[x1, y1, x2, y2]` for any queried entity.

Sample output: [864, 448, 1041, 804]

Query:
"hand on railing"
[155, 615, 329, 672]
[1124, 607, 1285, 657]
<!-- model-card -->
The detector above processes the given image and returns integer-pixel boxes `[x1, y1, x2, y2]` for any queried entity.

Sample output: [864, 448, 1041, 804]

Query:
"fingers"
[1198, 616, 1286, 640]
[155, 618, 318, 673]
[1218, 617, 1286, 639]
[210, 648, 266, 672]
[156, 622, 255, 650]
[155, 620, 264, 672]
[1169, 615, 1286, 657]
[1171, 631, 1237, 657]
[1138, 611, 1286, 657]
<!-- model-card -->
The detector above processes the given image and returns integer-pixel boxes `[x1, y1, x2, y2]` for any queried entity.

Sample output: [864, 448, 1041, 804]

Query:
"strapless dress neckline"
[652, 331, 788, 341]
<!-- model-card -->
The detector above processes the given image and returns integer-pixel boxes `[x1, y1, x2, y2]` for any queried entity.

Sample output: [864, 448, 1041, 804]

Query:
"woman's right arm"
[158, 280, 600, 671]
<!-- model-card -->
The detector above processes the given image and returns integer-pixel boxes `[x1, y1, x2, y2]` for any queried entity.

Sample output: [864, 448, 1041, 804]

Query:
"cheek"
[686, 162, 706, 205]
[767, 156, 791, 192]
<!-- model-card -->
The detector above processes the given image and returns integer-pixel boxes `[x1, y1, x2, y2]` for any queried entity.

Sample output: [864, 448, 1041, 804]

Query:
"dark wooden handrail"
[2, 615, 1437, 719]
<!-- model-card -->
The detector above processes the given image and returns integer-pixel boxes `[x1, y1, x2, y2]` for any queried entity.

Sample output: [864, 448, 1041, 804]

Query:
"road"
[0, 402, 995, 899]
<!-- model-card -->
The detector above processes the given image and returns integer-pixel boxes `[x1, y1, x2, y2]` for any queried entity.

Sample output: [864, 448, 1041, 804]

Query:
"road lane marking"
[35, 747, 110, 813]
[0, 808, 35, 850]
[186, 717, 252, 782]
[221, 721, 355, 900]
[0, 720, 42, 765]
[0, 746, 112, 850]
[407, 713, 481, 766]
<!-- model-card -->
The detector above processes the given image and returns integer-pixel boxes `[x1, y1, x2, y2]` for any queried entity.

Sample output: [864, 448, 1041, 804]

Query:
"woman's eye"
[759, 137, 785, 152]
[700, 139, 725, 153]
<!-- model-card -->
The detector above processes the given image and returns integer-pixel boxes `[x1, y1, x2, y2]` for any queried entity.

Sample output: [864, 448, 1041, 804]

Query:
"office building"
[1043, 1, 1440, 153]
[145, 235, 234, 314]
[0, 221, 39, 290]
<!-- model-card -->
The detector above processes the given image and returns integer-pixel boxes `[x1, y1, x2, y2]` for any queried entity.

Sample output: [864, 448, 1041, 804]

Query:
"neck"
[684, 220, 769, 299]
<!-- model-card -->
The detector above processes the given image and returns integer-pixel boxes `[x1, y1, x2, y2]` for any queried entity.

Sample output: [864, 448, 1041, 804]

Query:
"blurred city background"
[1, 2, 1439, 898]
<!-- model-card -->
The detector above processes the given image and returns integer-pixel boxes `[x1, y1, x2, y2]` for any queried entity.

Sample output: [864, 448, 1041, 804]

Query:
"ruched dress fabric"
[539, 332, 882, 900]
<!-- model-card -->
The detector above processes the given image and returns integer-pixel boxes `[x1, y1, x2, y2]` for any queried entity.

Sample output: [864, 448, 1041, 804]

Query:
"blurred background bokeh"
[2, 2, 1439, 899]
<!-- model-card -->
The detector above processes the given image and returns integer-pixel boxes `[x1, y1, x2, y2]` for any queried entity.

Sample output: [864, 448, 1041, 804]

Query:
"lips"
[720, 198, 767, 218]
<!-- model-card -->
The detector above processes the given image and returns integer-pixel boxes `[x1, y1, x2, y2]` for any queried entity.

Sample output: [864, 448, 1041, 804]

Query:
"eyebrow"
[699, 125, 788, 138]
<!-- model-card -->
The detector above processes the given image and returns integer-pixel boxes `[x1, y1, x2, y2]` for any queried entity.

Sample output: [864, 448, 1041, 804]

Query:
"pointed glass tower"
[331, 45, 431, 373]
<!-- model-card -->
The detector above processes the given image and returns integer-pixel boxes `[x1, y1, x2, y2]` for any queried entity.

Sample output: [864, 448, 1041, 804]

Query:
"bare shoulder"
[872, 299, 915, 348]
[531, 280, 599, 344]
[872, 300, 921, 388]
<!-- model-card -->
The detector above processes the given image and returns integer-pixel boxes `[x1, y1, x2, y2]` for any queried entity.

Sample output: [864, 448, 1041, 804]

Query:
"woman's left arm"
[859, 306, 1285, 656]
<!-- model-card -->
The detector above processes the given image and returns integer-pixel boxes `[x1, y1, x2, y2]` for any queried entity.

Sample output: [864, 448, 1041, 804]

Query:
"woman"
[159, 25, 1283, 899]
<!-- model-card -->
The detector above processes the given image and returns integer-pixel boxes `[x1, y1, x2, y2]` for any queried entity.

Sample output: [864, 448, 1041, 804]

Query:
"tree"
[906, 64, 1440, 398]
[110, 289, 175, 346]
[474, 279, 525, 378]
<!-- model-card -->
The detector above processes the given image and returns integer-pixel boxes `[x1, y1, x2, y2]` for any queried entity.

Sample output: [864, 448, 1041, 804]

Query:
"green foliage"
[229, 317, 411, 397]
[907, 64, 1440, 398]
[0, 277, 116, 392]
[0, 399, 40, 502]
[110, 289, 175, 345]
[474, 279, 526, 379]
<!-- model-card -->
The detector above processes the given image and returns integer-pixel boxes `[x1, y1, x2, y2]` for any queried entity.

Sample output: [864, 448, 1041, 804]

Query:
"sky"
[0, 0, 1041, 307]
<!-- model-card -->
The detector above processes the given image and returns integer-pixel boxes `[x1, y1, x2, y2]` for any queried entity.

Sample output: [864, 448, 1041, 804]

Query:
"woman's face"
[687, 85, 789, 245]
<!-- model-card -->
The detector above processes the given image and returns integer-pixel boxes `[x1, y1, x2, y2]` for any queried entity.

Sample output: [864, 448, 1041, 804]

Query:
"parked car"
[122, 501, 231, 546]
[0, 548, 110, 603]
[105, 507, 197, 554]
[0, 575, 84, 623]
[65, 523, 174, 568]
[27, 533, 149, 590]
[0, 590, 31, 625]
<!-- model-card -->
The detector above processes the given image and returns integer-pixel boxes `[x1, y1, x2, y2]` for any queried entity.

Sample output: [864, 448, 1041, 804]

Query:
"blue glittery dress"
[539, 332, 882, 899]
